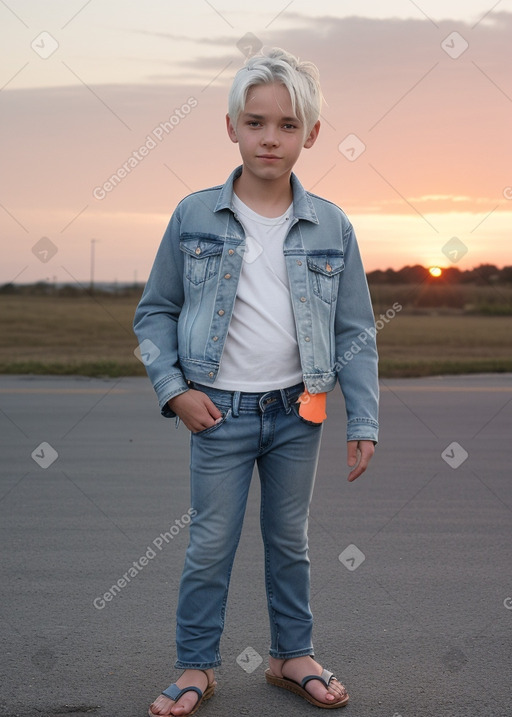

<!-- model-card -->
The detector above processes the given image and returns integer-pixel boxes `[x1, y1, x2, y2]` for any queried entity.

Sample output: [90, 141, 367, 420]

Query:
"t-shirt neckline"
[232, 192, 293, 226]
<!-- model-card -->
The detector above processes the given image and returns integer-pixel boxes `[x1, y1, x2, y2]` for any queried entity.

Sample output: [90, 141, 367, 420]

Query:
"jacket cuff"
[346, 418, 379, 444]
[155, 373, 190, 418]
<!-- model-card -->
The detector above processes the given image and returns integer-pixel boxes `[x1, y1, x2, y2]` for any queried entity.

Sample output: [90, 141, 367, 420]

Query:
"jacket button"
[300, 296, 307, 303]
[195, 247, 201, 255]
[228, 249, 234, 255]
[296, 260, 302, 266]
[218, 309, 225, 316]
[224, 273, 231, 279]
[326, 263, 332, 272]
[212, 336, 219, 341]
[208, 371, 214, 378]
[304, 336, 311, 342]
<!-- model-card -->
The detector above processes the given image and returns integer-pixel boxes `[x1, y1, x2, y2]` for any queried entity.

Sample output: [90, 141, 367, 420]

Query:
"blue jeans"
[174, 382, 324, 669]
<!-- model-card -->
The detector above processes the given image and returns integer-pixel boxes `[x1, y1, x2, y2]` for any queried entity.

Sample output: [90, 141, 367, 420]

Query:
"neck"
[233, 167, 293, 217]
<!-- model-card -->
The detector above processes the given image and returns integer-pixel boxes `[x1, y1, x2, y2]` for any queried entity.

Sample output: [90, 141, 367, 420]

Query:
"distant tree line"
[1, 265, 511, 296]
[367, 264, 512, 284]
[0, 281, 143, 297]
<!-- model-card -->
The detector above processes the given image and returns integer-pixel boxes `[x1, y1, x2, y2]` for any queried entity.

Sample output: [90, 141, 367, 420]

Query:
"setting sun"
[429, 267, 443, 278]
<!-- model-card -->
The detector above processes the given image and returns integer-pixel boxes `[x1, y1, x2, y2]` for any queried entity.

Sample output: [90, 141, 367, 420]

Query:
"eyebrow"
[242, 112, 300, 123]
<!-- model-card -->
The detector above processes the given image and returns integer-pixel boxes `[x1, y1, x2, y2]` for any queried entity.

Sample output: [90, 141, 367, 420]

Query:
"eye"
[282, 123, 297, 130]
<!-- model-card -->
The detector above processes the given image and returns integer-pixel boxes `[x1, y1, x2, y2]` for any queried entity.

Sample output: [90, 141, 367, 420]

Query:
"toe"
[170, 692, 200, 716]
[150, 695, 175, 716]
[327, 678, 348, 702]
[307, 676, 348, 705]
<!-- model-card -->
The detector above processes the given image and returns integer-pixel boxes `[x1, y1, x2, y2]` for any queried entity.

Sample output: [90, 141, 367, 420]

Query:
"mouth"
[257, 155, 281, 160]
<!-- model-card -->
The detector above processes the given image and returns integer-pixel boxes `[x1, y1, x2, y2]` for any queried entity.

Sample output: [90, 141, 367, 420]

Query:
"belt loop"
[232, 390, 241, 417]
[280, 388, 291, 414]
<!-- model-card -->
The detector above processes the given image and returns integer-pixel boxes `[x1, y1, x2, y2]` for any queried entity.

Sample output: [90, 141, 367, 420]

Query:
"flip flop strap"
[162, 683, 203, 701]
[301, 668, 334, 689]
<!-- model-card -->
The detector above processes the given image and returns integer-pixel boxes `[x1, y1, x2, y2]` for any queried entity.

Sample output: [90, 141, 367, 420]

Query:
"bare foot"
[149, 668, 215, 716]
[268, 655, 348, 705]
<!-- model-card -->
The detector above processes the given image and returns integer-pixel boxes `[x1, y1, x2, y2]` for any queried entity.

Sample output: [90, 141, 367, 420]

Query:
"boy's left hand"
[347, 440, 375, 482]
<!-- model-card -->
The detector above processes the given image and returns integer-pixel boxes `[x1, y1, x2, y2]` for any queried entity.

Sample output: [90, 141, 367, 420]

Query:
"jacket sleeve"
[334, 221, 379, 443]
[133, 209, 189, 417]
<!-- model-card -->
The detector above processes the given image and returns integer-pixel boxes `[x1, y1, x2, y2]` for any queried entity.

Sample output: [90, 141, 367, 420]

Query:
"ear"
[226, 114, 238, 143]
[303, 120, 320, 149]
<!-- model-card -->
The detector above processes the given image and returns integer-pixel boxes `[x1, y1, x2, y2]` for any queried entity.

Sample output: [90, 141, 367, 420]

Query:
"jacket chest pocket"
[180, 234, 224, 285]
[306, 253, 345, 304]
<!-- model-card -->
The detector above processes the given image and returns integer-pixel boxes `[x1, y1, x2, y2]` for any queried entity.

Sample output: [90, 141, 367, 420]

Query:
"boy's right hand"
[167, 389, 223, 433]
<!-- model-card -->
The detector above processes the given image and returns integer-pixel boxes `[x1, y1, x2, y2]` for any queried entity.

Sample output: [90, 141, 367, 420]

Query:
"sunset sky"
[1, 0, 511, 284]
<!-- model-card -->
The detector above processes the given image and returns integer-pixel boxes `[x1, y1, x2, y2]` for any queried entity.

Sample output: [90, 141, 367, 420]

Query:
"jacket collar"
[214, 165, 319, 224]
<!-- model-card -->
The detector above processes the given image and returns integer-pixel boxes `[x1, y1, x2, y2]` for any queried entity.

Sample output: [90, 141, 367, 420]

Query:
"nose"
[261, 126, 279, 147]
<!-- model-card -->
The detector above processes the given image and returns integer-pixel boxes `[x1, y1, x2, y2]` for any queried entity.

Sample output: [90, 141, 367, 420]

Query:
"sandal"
[265, 666, 349, 709]
[148, 670, 215, 717]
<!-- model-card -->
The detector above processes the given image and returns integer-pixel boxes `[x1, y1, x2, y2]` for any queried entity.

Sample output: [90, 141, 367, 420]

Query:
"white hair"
[228, 47, 322, 135]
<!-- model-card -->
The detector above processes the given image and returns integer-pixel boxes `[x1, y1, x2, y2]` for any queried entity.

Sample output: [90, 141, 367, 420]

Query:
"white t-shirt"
[212, 193, 303, 391]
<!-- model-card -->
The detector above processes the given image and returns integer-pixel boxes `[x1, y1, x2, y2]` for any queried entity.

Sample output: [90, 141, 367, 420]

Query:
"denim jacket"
[134, 166, 379, 443]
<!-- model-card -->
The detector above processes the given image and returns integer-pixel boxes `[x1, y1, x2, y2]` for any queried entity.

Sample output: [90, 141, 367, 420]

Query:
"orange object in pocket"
[297, 390, 327, 423]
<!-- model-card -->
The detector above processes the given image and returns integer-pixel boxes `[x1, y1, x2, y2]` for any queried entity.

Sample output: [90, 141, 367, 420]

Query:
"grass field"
[369, 282, 512, 315]
[376, 313, 512, 376]
[1, 293, 511, 378]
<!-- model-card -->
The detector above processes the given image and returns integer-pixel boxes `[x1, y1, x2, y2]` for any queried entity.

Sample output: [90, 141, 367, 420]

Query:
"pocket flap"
[180, 233, 224, 258]
[306, 254, 345, 276]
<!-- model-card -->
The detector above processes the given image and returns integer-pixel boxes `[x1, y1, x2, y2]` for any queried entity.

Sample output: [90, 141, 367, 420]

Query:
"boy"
[134, 47, 379, 716]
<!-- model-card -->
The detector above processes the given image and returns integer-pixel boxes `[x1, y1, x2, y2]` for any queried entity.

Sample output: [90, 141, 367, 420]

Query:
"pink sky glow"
[1, 2, 511, 284]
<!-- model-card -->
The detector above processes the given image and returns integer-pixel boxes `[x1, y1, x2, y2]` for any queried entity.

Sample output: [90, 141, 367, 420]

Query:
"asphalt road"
[0, 373, 511, 717]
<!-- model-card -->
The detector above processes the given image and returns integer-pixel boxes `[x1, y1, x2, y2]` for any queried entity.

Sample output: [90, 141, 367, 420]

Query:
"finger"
[348, 460, 366, 482]
[192, 412, 221, 430]
[348, 443, 374, 482]
[202, 394, 223, 420]
[347, 440, 359, 467]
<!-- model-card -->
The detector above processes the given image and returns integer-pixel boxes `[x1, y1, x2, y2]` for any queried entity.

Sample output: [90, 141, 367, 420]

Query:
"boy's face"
[226, 82, 320, 184]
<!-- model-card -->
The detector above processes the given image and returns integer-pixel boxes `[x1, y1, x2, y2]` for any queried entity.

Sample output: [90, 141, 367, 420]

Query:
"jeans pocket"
[290, 402, 323, 427]
[193, 408, 232, 437]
